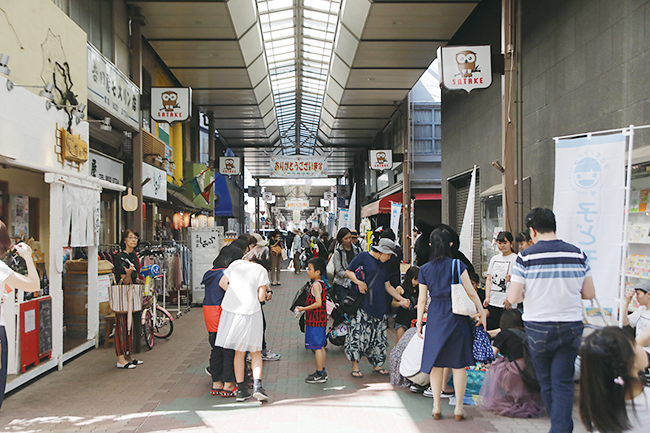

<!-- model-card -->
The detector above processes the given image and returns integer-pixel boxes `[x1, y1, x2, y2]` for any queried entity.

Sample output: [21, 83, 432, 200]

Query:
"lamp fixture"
[492, 160, 505, 173]
[6, 80, 55, 100]
[0, 54, 10, 76]
[47, 102, 86, 121]
[87, 117, 112, 131]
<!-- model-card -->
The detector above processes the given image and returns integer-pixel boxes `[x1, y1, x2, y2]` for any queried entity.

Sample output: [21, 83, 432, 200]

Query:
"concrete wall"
[441, 0, 650, 220]
[441, 0, 502, 223]
[0, 0, 88, 104]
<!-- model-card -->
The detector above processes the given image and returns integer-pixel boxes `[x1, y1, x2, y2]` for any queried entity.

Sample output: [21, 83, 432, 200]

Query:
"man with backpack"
[508, 208, 595, 433]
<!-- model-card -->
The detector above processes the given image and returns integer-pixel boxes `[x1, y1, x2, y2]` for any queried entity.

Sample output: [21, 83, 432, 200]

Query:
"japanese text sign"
[553, 133, 626, 312]
[87, 43, 140, 131]
[270, 156, 327, 178]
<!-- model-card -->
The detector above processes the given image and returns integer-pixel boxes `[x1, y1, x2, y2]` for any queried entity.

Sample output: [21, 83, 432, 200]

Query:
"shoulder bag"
[341, 267, 379, 317]
[451, 259, 477, 316]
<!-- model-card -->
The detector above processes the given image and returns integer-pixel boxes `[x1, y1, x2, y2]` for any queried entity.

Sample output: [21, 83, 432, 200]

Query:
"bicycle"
[141, 276, 174, 349]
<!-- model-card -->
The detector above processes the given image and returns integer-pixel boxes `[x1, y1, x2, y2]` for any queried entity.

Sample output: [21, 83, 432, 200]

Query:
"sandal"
[372, 368, 389, 376]
[210, 388, 223, 396]
[219, 387, 238, 397]
[351, 370, 363, 378]
[454, 411, 468, 421]
[116, 361, 136, 369]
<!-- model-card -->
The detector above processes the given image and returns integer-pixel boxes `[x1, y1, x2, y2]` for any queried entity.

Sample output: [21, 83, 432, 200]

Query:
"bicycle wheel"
[143, 309, 155, 349]
[153, 306, 174, 339]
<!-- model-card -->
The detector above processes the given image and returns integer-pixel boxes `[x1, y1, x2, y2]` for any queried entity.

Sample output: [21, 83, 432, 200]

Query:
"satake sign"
[369, 149, 392, 170]
[219, 157, 241, 175]
[440, 45, 492, 93]
[151, 87, 192, 124]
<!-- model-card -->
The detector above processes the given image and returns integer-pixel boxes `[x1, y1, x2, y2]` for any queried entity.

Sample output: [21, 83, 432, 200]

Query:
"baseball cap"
[635, 280, 650, 293]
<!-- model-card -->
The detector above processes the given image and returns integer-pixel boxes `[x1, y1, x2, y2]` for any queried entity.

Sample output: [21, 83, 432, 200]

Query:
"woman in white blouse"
[0, 221, 41, 408]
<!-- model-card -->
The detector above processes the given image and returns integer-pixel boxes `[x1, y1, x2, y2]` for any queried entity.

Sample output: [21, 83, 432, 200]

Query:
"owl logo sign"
[151, 87, 192, 124]
[440, 45, 492, 93]
[219, 156, 241, 175]
[370, 149, 392, 170]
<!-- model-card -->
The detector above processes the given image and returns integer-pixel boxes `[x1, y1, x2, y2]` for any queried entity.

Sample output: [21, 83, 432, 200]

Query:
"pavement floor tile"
[0, 265, 591, 433]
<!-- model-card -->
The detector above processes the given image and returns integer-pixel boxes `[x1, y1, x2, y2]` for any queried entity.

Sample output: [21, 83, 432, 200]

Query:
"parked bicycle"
[141, 273, 174, 349]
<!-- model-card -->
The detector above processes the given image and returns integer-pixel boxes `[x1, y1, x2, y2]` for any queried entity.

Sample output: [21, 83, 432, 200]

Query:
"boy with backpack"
[296, 257, 328, 383]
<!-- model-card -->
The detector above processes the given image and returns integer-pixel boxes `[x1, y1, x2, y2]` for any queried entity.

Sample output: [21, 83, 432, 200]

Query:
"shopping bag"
[108, 284, 144, 332]
[281, 248, 288, 261]
[451, 259, 477, 316]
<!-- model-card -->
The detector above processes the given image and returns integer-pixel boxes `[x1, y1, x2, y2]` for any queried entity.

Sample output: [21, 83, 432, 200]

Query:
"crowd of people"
[194, 207, 650, 431]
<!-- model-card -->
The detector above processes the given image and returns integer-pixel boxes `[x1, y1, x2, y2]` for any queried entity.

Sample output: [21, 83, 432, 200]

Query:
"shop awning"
[415, 193, 442, 201]
[480, 183, 503, 198]
[214, 175, 234, 217]
[168, 189, 204, 212]
[360, 192, 402, 218]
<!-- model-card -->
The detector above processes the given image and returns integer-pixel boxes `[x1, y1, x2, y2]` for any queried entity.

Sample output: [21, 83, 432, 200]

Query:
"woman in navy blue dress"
[416, 227, 486, 421]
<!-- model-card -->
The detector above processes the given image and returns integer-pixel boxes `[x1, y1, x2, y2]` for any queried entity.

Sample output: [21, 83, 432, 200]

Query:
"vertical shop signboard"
[190, 228, 222, 304]
[553, 133, 626, 312]
[338, 208, 350, 229]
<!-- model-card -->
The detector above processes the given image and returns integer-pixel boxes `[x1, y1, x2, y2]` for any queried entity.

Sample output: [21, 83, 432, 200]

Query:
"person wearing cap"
[344, 238, 410, 378]
[623, 281, 650, 366]
[350, 230, 366, 252]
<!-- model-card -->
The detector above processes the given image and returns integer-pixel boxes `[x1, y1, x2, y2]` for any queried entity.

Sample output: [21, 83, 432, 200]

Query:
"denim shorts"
[305, 325, 326, 350]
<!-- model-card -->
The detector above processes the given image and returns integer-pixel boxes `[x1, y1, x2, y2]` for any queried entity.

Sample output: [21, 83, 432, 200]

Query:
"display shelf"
[626, 273, 650, 280]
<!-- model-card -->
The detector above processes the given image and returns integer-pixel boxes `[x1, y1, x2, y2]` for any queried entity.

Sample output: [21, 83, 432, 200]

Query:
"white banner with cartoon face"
[553, 133, 626, 311]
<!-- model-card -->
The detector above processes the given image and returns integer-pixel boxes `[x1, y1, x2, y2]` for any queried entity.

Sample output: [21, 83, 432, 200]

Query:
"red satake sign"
[270, 156, 328, 178]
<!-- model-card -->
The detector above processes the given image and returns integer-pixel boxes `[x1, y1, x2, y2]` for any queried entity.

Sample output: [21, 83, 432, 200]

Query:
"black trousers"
[208, 332, 235, 383]
[262, 306, 267, 352]
[0, 326, 7, 409]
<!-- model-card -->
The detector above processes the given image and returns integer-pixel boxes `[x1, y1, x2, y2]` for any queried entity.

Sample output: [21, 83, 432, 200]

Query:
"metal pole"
[403, 94, 412, 263]
[130, 6, 144, 237]
[619, 125, 635, 327]
[255, 178, 260, 233]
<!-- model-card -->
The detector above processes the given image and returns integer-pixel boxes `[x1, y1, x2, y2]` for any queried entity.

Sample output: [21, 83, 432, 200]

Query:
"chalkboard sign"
[38, 297, 52, 356]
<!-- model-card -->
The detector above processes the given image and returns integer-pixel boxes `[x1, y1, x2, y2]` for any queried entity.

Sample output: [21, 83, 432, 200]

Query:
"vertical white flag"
[459, 166, 476, 263]
[553, 133, 626, 313]
[390, 202, 402, 239]
[349, 183, 357, 231]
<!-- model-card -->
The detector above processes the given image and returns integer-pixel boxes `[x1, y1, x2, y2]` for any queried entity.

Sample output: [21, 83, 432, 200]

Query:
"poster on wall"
[10, 194, 29, 239]
[553, 133, 626, 313]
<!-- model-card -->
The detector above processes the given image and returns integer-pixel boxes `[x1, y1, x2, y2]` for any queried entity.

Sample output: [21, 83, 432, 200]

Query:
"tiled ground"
[0, 267, 589, 432]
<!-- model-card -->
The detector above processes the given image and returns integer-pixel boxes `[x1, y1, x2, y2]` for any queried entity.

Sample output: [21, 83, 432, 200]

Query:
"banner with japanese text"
[270, 156, 328, 178]
[338, 208, 350, 229]
[390, 202, 402, 239]
[553, 133, 626, 312]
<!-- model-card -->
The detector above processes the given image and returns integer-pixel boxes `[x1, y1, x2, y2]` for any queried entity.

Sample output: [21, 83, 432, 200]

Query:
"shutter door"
[455, 184, 470, 235]
[452, 172, 481, 274]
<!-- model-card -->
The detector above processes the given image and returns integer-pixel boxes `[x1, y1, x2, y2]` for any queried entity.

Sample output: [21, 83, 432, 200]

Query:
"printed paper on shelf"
[270, 156, 327, 178]
[553, 133, 626, 312]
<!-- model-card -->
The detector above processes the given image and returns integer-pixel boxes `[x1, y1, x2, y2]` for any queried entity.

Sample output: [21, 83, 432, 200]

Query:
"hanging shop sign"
[87, 42, 140, 131]
[320, 199, 329, 207]
[337, 184, 351, 197]
[219, 156, 241, 175]
[142, 162, 167, 201]
[248, 186, 261, 198]
[270, 156, 327, 178]
[324, 191, 334, 200]
[151, 87, 192, 124]
[369, 150, 393, 170]
[263, 192, 273, 202]
[90, 150, 124, 185]
[439, 45, 493, 93]
[58, 128, 89, 165]
[553, 133, 626, 312]
[338, 208, 350, 229]
[286, 199, 309, 210]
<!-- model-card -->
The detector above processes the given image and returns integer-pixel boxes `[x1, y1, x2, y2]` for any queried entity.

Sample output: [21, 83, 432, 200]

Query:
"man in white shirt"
[508, 208, 595, 433]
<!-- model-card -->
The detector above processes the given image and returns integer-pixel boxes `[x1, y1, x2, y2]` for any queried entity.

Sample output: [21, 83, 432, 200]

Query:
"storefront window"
[481, 194, 503, 277]
[625, 161, 650, 290]
[99, 193, 117, 245]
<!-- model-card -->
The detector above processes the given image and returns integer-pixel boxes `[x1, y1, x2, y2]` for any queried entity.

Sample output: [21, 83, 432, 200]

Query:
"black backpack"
[509, 329, 540, 392]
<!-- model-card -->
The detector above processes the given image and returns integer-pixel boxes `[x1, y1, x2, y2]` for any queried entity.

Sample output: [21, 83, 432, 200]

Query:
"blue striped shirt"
[511, 239, 591, 322]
